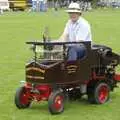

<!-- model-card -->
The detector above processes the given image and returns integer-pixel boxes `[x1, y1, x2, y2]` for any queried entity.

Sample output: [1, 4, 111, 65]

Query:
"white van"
[0, 0, 9, 10]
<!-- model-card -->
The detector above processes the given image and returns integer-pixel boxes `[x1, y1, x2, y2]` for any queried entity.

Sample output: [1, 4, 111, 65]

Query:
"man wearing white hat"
[59, 2, 92, 60]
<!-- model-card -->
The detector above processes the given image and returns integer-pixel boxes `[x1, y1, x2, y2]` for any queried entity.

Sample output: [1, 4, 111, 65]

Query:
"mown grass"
[0, 9, 120, 120]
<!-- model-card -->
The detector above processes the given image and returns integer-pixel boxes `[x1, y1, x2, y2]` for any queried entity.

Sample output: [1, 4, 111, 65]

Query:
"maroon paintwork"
[25, 41, 120, 86]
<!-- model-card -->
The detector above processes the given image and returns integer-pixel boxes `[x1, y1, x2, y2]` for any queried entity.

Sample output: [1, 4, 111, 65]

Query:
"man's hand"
[58, 33, 68, 42]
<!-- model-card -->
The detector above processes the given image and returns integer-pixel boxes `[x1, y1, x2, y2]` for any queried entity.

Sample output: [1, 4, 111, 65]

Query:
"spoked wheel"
[88, 82, 110, 104]
[48, 90, 64, 114]
[15, 86, 32, 109]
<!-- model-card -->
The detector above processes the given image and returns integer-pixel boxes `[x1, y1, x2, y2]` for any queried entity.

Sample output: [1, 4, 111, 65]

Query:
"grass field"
[0, 9, 120, 120]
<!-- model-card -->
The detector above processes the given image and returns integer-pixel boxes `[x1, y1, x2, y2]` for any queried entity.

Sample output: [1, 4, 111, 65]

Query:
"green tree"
[92, 0, 99, 8]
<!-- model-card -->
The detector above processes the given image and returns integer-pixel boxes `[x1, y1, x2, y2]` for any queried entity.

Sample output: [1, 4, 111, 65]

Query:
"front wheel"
[48, 90, 64, 114]
[15, 86, 31, 109]
[88, 82, 110, 104]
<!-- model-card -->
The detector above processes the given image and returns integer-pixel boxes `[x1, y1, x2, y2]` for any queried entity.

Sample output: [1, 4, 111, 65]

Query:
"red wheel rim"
[98, 85, 108, 103]
[20, 89, 30, 105]
[53, 95, 63, 111]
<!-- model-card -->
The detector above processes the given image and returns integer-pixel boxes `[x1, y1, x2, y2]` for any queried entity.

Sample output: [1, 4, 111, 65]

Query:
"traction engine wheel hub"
[98, 85, 109, 104]
[53, 96, 63, 111]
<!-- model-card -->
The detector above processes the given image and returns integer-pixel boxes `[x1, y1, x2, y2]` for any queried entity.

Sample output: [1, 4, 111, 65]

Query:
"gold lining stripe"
[66, 65, 77, 69]
[26, 75, 44, 80]
[68, 71, 76, 74]
[67, 68, 77, 71]
[26, 67, 45, 73]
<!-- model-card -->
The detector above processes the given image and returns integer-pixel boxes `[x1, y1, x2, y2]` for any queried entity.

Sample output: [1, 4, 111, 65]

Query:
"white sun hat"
[66, 2, 81, 13]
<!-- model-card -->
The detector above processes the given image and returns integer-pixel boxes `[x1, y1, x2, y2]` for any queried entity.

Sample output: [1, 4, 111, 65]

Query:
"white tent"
[0, 0, 9, 10]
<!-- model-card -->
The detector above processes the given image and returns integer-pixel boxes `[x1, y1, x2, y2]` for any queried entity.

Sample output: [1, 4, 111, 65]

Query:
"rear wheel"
[88, 82, 110, 104]
[48, 90, 64, 114]
[15, 86, 31, 109]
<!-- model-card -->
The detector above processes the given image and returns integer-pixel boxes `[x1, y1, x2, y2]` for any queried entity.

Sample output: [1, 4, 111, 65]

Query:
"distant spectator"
[0, 6, 3, 15]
